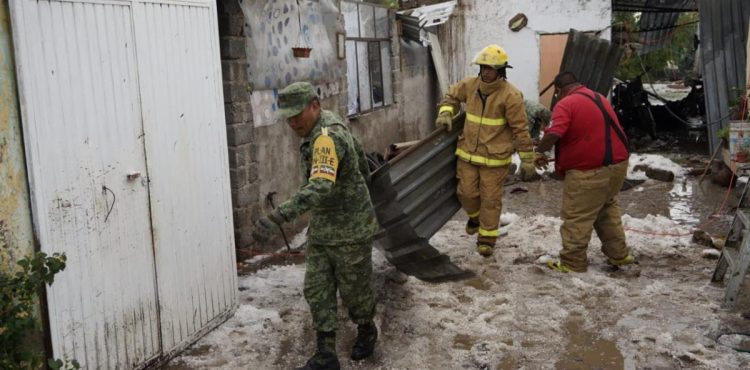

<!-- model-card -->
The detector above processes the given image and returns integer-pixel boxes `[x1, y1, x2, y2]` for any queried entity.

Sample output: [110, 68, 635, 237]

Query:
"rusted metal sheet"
[370, 113, 473, 282]
[135, 0, 238, 353]
[0, 0, 34, 270]
[9, 0, 237, 367]
[699, 0, 750, 152]
[559, 29, 624, 98]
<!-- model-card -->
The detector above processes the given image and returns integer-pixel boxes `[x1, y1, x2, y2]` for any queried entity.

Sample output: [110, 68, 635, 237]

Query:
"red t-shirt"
[546, 86, 629, 175]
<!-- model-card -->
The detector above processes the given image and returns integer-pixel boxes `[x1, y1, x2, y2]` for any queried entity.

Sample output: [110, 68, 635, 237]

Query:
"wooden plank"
[427, 31, 449, 95]
[724, 230, 750, 307]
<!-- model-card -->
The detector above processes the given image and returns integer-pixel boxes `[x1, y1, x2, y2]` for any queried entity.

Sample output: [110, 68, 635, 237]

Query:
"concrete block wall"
[218, 0, 259, 250]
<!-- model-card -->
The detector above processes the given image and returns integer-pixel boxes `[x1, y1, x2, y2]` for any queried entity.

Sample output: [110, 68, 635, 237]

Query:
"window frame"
[342, 0, 393, 116]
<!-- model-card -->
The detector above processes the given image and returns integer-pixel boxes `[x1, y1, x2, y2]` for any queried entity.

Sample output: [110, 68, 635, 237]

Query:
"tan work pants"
[560, 160, 631, 271]
[456, 159, 509, 246]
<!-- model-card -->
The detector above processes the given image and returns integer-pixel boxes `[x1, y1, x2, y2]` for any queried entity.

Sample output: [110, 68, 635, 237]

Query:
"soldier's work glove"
[251, 209, 286, 244]
[435, 111, 453, 132]
[519, 159, 541, 182]
[534, 153, 550, 170]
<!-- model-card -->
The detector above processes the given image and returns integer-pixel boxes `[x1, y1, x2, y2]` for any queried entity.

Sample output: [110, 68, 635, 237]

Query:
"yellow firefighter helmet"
[472, 44, 511, 69]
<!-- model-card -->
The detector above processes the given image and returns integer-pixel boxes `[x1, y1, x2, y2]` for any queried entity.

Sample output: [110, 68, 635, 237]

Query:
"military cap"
[277, 82, 318, 119]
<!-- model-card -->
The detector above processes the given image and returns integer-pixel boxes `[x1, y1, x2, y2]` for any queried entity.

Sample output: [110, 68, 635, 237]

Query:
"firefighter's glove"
[519, 159, 541, 182]
[435, 111, 453, 132]
[252, 209, 286, 244]
[534, 153, 550, 170]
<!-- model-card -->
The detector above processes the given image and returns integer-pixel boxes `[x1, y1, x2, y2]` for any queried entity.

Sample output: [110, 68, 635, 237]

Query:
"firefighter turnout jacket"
[439, 77, 534, 166]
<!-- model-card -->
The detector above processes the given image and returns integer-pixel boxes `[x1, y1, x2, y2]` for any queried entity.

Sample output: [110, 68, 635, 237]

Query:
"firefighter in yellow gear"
[436, 44, 536, 257]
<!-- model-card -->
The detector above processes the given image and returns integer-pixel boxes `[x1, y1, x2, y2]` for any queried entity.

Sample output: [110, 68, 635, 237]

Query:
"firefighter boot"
[296, 331, 340, 370]
[351, 322, 378, 361]
[476, 243, 495, 257]
[465, 217, 480, 235]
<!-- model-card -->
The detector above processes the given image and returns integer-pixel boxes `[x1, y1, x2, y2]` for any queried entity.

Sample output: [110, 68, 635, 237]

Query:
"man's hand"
[534, 153, 550, 170]
[251, 209, 286, 244]
[519, 159, 540, 182]
[435, 111, 453, 132]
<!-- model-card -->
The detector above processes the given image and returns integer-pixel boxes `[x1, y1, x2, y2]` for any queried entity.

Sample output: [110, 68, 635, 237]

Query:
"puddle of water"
[669, 179, 700, 225]
[452, 333, 476, 350]
[555, 317, 624, 370]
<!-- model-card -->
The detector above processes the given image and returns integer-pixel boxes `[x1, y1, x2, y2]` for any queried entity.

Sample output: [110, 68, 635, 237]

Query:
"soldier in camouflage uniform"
[251, 82, 379, 370]
[524, 99, 552, 141]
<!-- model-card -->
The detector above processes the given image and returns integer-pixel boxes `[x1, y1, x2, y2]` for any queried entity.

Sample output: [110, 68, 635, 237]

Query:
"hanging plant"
[292, 0, 312, 58]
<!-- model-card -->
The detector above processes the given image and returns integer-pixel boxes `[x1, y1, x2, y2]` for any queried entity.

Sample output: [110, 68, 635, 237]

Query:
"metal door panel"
[9, 0, 161, 367]
[133, 0, 238, 352]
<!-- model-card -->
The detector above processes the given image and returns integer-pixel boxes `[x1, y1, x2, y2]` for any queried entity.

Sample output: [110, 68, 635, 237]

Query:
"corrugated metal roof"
[396, 0, 456, 46]
[613, 0, 697, 12]
[558, 29, 624, 97]
[638, 11, 682, 54]
[699, 0, 750, 152]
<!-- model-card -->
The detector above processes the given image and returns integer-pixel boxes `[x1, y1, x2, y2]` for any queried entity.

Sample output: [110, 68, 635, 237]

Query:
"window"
[342, 1, 393, 115]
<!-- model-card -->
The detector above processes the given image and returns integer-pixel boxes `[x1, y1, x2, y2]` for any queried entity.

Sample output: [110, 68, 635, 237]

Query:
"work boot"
[351, 322, 378, 361]
[466, 218, 480, 235]
[296, 331, 340, 370]
[476, 243, 495, 257]
[546, 260, 574, 273]
[607, 253, 635, 266]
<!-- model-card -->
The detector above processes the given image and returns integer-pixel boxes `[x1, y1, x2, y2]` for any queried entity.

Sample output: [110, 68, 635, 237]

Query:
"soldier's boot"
[296, 331, 340, 370]
[351, 322, 378, 361]
[465, 217, 480, 235]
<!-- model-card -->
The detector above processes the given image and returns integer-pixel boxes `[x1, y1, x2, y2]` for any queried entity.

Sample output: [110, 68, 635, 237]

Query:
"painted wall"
[0, 0, 34, 272]
[242, 0, 344, 128]
[439, 0, 611, 100]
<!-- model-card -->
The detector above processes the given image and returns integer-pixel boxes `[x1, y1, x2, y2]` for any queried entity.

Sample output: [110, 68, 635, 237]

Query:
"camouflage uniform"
[524, 99, 551, 139]
[276, 100, 378, 333]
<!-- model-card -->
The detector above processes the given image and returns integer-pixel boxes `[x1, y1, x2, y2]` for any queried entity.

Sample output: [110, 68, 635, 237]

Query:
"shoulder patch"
[310, 132, 338, 183]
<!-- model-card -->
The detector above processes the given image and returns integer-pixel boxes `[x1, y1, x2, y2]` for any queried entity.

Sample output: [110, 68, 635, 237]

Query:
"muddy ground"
[165, 153, 750, 370]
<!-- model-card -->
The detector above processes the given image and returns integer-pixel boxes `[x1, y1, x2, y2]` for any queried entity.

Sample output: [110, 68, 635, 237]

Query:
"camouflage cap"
[277, 82, 317, 119]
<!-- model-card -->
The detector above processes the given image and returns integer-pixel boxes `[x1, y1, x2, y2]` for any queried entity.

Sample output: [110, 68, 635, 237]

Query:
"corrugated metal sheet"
[396, 1, 456, 46]
[638, 11, 682, 54]
[558, 29, 624, 97]
[699, 0, 750, 152]
[9, 0, 237, 367]
[135, 1, 238, 353]
[370, 115, 473, 282]
[613, 0, 696, 12]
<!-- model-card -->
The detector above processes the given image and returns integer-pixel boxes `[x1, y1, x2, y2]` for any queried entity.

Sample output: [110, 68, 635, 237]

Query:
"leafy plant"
[1, 252, 74, 369]
[717, 127, 730, 139]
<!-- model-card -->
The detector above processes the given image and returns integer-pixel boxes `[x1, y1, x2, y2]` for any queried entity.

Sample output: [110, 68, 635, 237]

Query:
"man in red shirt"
[535, 72, 635, 272]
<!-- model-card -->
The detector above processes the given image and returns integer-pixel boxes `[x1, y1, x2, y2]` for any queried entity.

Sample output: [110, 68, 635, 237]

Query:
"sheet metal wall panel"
[613, 0, 696, 12]
[699, 0, 750, 151]
[8, 0, 161, 367]
[639, 11, 681, 54]
[134, 0, 238, 352]
[559, 30, 623, 98]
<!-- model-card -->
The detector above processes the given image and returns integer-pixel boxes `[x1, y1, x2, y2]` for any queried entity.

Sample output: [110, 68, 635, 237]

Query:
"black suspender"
[573, 92, 628, 166]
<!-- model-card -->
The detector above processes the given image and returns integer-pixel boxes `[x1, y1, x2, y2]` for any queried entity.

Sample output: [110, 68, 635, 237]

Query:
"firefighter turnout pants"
[559, 160, 631, 272]
[456, 159, 510, 246]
